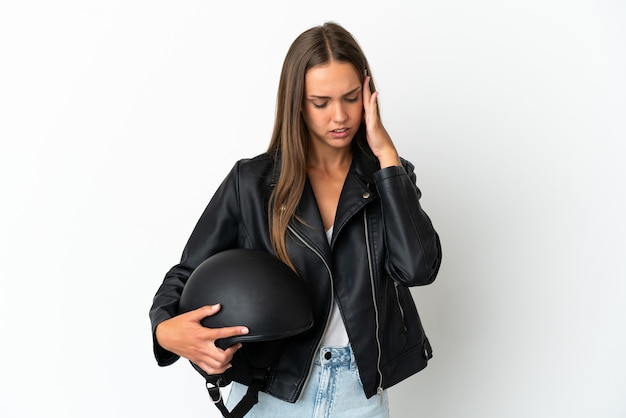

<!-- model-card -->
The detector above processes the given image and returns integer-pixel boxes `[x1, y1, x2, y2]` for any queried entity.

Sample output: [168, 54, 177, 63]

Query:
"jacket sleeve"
[148, 162, 245, 366]
[373, 160, 442, 286]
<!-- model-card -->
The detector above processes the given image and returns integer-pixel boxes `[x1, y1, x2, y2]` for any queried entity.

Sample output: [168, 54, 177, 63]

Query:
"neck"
[307, 146, 352, 173]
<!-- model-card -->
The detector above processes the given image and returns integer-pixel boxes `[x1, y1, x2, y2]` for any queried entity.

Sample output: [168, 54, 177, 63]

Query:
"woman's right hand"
[155, 304, 249, 375]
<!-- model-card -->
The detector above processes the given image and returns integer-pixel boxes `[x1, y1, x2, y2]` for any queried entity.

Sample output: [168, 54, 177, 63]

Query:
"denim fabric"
[226, 346, 389, 417]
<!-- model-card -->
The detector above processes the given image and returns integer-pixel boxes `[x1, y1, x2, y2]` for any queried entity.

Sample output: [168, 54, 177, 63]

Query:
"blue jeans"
[226, 346, 389, 417]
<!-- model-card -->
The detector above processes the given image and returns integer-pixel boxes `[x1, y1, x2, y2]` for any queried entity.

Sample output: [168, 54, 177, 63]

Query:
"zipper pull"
[377, 386, 384, 403]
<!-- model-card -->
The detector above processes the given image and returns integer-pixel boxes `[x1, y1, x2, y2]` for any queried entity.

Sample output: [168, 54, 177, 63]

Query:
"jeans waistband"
[314, 345, 354, 368]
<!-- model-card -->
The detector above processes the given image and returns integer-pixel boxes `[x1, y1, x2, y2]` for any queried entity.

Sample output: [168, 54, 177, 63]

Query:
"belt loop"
[348, 345, 356, 370]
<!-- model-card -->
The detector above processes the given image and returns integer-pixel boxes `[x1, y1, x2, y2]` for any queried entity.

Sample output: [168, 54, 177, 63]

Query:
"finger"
[211, 325, 249, 341]
[186, 304, 221, 321]
[363, 75, 372, 113]
[196, 360, 232, 376]
[365, 94, 380, 134]
[368, 91, 379, 118]
[207, 342, 241, 361]
[202, 343, 242, 372]
[190, 338, 237, 361]
[222, 342, 244, 356]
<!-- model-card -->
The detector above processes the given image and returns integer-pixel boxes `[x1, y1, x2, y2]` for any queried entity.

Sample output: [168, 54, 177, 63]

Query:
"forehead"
[304, 61, 361, 96]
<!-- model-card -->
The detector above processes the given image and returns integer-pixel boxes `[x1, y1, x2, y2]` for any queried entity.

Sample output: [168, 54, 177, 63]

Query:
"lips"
[329, 128, 350, 138]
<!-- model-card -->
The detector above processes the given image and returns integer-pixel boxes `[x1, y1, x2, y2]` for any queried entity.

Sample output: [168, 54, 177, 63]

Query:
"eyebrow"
[307, 86, 362, 100]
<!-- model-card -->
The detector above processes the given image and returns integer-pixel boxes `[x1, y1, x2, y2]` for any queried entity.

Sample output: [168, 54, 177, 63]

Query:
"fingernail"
[241, 327, 249, 334]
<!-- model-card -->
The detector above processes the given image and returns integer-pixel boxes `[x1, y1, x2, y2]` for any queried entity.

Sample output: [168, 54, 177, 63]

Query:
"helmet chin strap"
[194, 341, 285, 418]
[205, 368, 268, 418]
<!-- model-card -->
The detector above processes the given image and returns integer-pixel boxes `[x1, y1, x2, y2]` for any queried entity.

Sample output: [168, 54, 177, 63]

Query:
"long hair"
[267, 22, 377, 269]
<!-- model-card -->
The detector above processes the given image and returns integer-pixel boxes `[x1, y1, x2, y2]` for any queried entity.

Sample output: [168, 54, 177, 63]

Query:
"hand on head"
[362, 75, 401, 168]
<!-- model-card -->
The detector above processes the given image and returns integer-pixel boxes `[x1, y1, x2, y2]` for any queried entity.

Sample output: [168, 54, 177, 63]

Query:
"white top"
[319, 226, 350, 348]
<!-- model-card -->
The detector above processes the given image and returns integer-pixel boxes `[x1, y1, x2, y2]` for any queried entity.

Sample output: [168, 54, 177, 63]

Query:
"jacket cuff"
[373, 165, 407, 181]
[153, 337, 179, 366]
[151, 310, 180, 366]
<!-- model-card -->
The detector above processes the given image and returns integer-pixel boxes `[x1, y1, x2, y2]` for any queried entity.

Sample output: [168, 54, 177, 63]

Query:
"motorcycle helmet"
[178, 248, 314, 418]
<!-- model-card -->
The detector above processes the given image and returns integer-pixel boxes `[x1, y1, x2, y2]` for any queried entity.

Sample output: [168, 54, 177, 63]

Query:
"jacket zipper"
[394, 282, 408, 332]
[287, 224, 334, 400]
[363, 208, 384, 398]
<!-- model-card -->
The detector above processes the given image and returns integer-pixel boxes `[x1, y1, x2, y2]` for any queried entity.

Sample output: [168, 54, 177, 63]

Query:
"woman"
[150, 22, 442, 417]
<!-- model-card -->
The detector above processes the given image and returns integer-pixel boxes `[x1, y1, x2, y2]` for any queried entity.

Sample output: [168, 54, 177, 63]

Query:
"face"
[301, 61, 363, 152]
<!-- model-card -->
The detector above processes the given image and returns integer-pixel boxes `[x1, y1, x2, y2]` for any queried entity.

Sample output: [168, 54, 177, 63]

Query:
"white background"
[1, 1, 625, 417]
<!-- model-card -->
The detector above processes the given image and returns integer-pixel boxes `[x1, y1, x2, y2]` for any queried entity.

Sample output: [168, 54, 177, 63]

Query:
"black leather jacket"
[149, 140, 442, 402]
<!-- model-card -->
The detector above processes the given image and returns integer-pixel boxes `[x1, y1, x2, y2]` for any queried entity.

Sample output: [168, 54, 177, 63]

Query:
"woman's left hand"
[363, 75, 401, 168]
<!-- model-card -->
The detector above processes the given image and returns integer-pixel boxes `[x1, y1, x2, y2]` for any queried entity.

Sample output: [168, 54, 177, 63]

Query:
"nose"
[332, 103, 348, 123]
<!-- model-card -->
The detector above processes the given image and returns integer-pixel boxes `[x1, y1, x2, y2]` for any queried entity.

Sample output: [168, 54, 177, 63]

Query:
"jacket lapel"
[291, 178, 332, 259]
[332, 141, 379, 243]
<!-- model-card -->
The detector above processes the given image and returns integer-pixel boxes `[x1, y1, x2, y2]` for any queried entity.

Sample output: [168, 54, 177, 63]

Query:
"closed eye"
[307, 86, 362, 109]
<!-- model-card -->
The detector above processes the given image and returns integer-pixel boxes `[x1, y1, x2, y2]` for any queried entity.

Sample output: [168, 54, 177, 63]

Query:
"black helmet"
[179, 248, 313, 349]
[178, 248, 313, 418]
